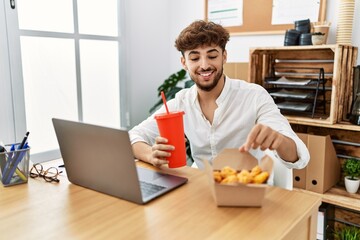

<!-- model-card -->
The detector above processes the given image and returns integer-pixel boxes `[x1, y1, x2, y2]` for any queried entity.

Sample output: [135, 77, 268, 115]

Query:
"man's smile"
[198, 70, 214, 80]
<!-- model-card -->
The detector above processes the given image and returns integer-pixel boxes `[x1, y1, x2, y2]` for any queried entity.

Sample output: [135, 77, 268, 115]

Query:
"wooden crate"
[224, 62, 249, 81]
[249, 45, 358, 125]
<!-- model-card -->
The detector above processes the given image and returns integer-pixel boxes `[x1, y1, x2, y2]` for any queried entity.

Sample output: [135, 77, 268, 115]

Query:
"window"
[3, 0, 126, 162]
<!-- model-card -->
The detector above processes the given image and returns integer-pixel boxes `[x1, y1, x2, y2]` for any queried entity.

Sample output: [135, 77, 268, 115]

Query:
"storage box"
[293, 133, 340, 193]
[203, 149, 273, 207]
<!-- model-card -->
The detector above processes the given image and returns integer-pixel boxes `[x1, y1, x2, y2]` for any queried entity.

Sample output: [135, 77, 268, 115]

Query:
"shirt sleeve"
[272, 134, 310, 169]
[255, 87, 310, 169]
[129, 114, 158, 146]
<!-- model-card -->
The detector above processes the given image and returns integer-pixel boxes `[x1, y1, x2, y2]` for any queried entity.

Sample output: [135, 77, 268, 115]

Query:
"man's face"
[181, 45, 227, 92]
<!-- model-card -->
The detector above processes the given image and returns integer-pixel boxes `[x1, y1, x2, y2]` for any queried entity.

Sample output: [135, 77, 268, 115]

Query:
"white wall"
[168, 0, 359, 64]
[125, 0, 171, 127]
[168, 0, 204, 74]
[128, 0, 360, 127]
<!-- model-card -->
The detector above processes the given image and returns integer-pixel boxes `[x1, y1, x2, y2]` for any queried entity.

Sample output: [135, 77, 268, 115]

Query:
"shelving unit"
[290, 122, 360, 228]
[249, 44, 358, 124]
[265, 67, 326, 118]
[294, 187, 360, 213]
[247, 44, 360, 231]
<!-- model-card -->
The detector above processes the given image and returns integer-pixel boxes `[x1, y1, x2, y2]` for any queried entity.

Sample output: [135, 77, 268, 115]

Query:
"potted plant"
[150, 69, 194, 166]
[333, 225, 360, 240]
[312, 32, 326, 45]
[343, 158, 360, 193]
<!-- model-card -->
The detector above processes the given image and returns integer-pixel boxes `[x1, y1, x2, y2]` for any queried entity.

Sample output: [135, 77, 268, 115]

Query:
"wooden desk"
[0, 160, 321, 240]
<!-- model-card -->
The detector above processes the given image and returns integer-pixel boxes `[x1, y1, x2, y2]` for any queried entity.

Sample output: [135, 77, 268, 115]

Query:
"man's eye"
[190, 58, 199, 61]
[209, 56, 217, 59]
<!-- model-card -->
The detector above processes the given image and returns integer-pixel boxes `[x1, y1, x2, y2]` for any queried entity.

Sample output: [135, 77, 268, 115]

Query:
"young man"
[129, 20, 309, 171]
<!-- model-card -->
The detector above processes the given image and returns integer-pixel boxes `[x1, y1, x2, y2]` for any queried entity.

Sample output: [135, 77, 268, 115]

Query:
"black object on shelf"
[294, 19, 311, 34]
[284, 29, 301, 46]
[284, 19, 311, 46]
[265, 67, 326, 118]
[349, 66, 360, 125]
[299, 33, 312, 45]
[349, 93, 360, 125]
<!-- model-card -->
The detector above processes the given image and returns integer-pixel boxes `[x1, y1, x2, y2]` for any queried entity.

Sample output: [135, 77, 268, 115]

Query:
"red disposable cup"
[154, 111, 186, 168]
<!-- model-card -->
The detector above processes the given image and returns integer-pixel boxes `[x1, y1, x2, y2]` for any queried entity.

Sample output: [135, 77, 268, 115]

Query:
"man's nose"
[199, 58, 210, 70]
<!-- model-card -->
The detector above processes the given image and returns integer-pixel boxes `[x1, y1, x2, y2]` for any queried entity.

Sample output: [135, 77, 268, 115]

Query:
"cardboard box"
[293, 133, 340, 193]
[203, 149, 273, 207]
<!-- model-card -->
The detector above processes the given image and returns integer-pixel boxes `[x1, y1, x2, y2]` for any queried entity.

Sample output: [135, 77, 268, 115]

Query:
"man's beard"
[190, 68, 223, 92]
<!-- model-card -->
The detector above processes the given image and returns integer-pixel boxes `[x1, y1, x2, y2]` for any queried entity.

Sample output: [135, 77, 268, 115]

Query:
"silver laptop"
[52, 118, 188, 204]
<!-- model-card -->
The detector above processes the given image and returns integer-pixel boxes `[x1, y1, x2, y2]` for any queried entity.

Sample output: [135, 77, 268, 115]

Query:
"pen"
[10, 144, 15, 156]
[14, 142, 28, 182]
[2, 142, 27, 182]
[18, 132, 30, 150]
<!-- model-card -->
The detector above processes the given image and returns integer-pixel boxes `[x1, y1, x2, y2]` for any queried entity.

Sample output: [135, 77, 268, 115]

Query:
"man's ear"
[181, 56, 188, 70]
[223, 50, 227, 64]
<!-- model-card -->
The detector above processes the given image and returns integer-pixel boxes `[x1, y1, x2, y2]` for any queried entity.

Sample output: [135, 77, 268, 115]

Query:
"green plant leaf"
[149, 69, 191, 114]
[156, 69, 188, 97]
[333, 225, 360, 240]
[185, 79, 195, 88]
[343, 158, 360, 180]
[149, 87, 183, 114]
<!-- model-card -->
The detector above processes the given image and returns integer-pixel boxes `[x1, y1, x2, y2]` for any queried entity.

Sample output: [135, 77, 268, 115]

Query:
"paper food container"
[203, 148, 273, 207]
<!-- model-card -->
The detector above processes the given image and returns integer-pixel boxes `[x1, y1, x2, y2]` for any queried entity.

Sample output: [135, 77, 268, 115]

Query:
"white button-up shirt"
[129, 77, 309, 170]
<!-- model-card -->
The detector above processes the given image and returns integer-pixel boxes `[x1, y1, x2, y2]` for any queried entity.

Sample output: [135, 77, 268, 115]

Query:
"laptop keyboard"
[140, 181, 166, 197]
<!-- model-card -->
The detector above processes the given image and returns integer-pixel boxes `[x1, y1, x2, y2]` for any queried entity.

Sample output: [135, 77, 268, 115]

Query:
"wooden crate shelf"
[289, 119, 360, 131]
[294, 187, 360, 212]
[249, 44, 358, 125]
[291, 122, 360, 216]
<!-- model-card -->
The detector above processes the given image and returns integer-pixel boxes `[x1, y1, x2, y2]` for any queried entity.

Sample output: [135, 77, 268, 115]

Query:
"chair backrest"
[265, 149, 293, 190]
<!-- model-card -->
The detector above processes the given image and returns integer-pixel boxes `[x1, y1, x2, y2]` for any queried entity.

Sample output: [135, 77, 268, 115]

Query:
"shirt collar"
[189, 75, 230, 106]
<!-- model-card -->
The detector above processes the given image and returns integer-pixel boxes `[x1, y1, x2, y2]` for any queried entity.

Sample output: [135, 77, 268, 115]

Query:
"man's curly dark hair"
[175, 20, 230, 55]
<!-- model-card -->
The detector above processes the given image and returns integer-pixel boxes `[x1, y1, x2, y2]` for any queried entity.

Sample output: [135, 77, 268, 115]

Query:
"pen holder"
[0, 144, 30, 187]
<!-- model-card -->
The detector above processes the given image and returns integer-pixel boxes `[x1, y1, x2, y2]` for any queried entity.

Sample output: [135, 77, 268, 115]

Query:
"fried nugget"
[253, 171, 269, 184]
[220, 175, 238, 184]
[237, 169, 253, 184]
[220, 166, 237, 178]
[250, 165, 262, 177]
[213, 170, 223, 183]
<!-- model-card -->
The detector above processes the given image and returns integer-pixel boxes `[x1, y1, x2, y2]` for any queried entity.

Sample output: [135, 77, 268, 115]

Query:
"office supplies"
[19, 132, 30, 149]
[2, 142, 30, 185]
[52, 118, 188, 204]
[0, 142, 26, 181]
[6, 143, 27, 182]
[15, 166, 27, 182]
[2, 131, 30, 183]
[1, 147, 14, 184]
[0, 142, 6, 173]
